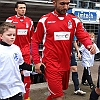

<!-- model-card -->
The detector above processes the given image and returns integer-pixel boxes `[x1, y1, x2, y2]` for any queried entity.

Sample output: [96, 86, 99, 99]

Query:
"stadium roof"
[0, 0, 76, 23]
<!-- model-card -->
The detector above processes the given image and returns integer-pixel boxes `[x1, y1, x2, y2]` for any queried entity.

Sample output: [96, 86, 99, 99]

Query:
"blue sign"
[67, 9, 72, 13]
[74, 11, 97, 21]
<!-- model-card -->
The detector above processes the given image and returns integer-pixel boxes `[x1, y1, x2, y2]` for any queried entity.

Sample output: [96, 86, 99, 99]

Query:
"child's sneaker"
[74, 89, 86, 95]
[90, 84, 95, 90]
[82, 82, 89, 86]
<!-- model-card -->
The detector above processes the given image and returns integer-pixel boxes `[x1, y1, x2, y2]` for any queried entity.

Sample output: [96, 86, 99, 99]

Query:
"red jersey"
[6, 15, 34, 63]
[32, 11, 92, 71]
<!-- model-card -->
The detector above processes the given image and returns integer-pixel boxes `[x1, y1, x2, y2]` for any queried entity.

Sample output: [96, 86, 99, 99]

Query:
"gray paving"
[30, 61, 100, 100]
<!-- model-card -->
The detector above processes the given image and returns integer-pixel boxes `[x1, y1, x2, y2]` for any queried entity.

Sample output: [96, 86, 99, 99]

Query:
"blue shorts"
[70, 52, 77, 66]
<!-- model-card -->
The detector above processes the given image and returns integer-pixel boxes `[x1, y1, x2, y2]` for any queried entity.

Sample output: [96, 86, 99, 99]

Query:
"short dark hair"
[99, 18, 100, 20]
[0, 22, 16, 34]
[15, 1, 26, 8]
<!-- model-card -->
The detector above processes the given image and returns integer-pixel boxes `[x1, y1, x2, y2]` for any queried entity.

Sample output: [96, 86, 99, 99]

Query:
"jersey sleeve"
[73, 18, 92, 48]
[32, 20, 45, 64]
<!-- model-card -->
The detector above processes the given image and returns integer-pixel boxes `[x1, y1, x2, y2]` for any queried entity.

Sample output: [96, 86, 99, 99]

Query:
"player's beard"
[56, 8, 67, 15]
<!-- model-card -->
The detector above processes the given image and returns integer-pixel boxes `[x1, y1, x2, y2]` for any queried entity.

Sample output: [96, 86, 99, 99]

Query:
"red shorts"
[45, 69, 70, 99]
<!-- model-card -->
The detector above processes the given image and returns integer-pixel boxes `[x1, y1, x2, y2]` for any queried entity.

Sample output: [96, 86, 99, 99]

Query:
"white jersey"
[79, 43, 100, 67]
[0, 44, 25, 99]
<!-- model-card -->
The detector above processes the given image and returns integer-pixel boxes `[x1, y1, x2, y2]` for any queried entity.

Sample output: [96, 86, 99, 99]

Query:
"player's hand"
[35, 63, 45, 74]
[87, 44, 96, 54]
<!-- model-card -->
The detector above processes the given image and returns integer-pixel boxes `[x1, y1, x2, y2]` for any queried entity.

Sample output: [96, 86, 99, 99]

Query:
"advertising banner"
[67, 8, 100, 24]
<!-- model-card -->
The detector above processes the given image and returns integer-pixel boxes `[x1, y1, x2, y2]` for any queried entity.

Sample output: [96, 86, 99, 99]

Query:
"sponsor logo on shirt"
[17, 29, 28, 35]
[47, 21, 56, 23]
[54, 32, 70, 40]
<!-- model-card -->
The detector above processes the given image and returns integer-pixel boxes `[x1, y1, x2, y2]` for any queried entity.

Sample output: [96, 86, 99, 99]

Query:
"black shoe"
[90, 84, 95, 90]
[94, 53, 100, 61]
[82, 82, 89, 86]
[95, 58, 100, 61]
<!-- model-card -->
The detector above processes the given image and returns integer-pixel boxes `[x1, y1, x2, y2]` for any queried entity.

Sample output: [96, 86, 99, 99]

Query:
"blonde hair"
[89, 32, 95, 38]
[0, 22, 16, 34]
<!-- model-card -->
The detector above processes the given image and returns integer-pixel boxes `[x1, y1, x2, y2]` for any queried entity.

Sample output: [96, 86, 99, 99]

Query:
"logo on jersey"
[68, 20, 72, 29]
[47, 21, 56, 23]
[13, 53, 18, 61]
[65, 34, 70, 38]
[17, 29, 28, 35]
[54, 32, 70, 40]
[13, 22, 18, 23]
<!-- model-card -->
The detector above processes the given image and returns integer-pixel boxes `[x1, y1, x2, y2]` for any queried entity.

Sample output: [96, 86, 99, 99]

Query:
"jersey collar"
[16, 15, 25, 20]
[0, 40, 11, 46]
[53, 10, 66, 17]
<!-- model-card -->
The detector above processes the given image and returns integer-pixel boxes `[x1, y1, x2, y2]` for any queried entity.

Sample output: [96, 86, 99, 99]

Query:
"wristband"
[32, 65, 35, 72]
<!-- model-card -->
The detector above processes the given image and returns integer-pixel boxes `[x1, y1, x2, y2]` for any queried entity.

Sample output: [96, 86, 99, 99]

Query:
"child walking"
[79, 32, 100, 90]
[71, 36, 86, 95]
[0, 22, 33, 100]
